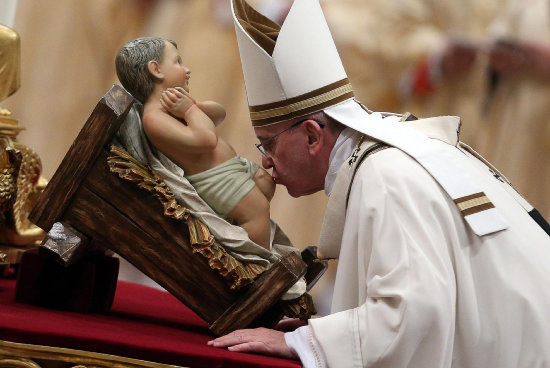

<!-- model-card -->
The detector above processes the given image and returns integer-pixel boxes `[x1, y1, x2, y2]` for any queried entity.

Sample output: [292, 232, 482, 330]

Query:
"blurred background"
[2, 0, 549, 315]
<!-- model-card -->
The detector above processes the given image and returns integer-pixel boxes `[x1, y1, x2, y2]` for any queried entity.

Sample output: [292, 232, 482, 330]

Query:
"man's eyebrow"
[255, 135, 269, 142]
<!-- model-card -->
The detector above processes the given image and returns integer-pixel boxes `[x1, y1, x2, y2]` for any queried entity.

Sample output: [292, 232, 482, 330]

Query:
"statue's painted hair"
[115, 37, 177, 104]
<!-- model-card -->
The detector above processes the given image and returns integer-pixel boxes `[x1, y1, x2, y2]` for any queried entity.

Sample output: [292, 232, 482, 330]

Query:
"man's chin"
[286, 189, 302, 198]
[285, 185, 320, 198]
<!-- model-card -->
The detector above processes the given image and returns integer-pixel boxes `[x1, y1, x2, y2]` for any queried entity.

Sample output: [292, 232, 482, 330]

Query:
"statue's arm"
[143, 108, 218, 156]
[196, 100, 226, 126]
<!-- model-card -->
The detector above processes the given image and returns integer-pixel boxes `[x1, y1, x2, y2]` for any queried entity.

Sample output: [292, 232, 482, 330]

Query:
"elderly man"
[209, 0, 550, 367]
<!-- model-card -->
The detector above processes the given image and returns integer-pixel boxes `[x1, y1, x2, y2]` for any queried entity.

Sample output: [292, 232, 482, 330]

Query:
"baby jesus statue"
[115, 37, 275, 250]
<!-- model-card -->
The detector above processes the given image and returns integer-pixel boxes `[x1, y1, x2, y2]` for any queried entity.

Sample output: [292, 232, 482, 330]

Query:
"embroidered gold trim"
[0, 339, 184, 368]
[346, 142, 391, 207]
[107, 145, 190, 221]
[251, 93, 354, 126]
[454, 192, 495, 216]
[250, 83, 353, 121]
[186, 216, 266, 290]
[364, 143, 389, 157]
[250, 78, 351, 111]
[107, 145, 266, 290]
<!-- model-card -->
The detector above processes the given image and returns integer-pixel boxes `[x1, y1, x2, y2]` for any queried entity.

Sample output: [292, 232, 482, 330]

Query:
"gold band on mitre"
[249, 78, 355, 126]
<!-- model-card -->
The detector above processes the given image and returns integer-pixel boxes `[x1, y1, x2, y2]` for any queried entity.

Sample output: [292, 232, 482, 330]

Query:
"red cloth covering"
[0, 278, 302, 368]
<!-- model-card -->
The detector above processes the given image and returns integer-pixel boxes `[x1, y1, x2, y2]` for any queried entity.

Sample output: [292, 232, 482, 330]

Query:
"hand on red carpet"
[208, 327, 298, 360]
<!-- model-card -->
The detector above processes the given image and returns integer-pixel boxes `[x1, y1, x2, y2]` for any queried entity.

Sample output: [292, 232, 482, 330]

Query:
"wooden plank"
[83, 151, 196, 257]
[30, 85, 134, 231]
[210, 252, 306, 336]
[246, 247, 328, 330]
[63, 185, 235, 323]
[248, 302, 285, 330]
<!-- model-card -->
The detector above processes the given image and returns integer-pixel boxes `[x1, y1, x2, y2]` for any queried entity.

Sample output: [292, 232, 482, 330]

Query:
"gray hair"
[115, 37, 177, 103]
[305, 110, 345, 135]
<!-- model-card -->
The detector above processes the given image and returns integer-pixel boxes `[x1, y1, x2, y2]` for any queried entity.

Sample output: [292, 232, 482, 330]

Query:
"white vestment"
[289, 116, 550, 367]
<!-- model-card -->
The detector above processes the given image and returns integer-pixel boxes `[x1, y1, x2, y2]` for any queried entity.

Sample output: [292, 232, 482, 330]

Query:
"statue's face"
[0, 25, 20, 102]
[158, 41, 191, 92]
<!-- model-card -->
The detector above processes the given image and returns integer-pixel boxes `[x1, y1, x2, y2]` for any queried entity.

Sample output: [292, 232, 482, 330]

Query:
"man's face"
[159, 41, 191, 92]
[254, 119, 328, 197]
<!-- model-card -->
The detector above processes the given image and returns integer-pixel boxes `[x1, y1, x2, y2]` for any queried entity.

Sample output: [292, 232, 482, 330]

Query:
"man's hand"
[207, 327, 299, 360]
[160, 87, 195, 119]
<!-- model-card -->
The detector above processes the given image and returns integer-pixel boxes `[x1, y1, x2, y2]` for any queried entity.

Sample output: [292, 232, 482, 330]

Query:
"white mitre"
[232, 0, 512, 238]
[231, 0, 354, 126]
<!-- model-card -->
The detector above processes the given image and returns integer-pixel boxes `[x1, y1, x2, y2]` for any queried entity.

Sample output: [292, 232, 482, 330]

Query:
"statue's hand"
[160, 88, 195, 119]
[174, 86, 196, 103]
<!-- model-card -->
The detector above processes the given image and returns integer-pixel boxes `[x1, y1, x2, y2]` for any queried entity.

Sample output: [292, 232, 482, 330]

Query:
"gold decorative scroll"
[0, 357, 41, 368]
[0, 141, 20, 215]
[186, 216, 265, 290]
[0, 25, 47, 247]
[0, 340, 185, 368]
[107, 145, 190, 221]
[11, 140, 47, 243]
[107, 145, 266, 290]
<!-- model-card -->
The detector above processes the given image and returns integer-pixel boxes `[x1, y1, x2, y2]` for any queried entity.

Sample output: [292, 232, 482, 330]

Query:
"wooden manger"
[29, 85, 326, 336]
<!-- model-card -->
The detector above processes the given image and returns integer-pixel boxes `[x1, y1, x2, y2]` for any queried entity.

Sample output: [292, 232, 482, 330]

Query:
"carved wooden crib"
[29, 85, 326, 336]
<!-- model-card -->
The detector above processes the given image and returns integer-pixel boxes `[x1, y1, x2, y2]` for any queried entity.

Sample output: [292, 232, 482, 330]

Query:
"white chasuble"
[309, 122, 550, 367]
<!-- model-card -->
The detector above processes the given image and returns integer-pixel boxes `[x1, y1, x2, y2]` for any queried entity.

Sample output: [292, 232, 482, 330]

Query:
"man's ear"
[147, 60, 163, 80]
[304, 120, 324, 155]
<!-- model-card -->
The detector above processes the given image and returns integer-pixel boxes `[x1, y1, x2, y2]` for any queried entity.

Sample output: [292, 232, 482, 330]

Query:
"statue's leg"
[252, 167, 275, 201]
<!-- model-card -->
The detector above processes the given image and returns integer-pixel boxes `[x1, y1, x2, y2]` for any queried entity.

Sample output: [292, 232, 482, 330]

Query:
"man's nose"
[261, 155, 273, 169]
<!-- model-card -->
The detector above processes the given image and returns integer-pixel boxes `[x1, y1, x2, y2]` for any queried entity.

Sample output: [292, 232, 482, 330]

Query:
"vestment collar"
[318, 104, 508, 260]
[324, 127, 362, 195]
[324, 99, 508, 237]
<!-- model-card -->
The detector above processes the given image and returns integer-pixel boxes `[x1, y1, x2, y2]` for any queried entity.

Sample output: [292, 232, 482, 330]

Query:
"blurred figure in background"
[324, 0, 550, 217]
[322, 0, 502, 133]
[479, 0, 550, 218]
[324, 0, 550, 218]
[401, 0, 550, 218]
